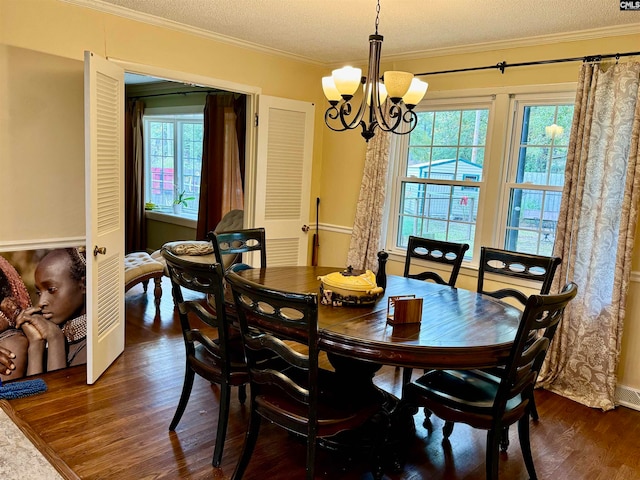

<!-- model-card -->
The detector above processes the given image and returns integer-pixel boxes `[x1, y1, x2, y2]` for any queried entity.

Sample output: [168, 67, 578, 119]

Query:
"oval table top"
[237, 266, 523, 370]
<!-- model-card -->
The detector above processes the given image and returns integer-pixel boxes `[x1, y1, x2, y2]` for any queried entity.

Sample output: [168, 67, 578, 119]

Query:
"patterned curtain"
[345, 129, 391, 272]
[124, 99, 146, 253]
[538, 61, 640, 410]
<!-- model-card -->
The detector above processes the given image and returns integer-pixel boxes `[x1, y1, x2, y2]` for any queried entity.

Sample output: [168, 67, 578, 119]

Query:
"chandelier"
[322, 0, 428, 142]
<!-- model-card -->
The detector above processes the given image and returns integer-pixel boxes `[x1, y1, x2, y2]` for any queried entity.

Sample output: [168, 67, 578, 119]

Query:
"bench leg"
[153, 276, 163, 306]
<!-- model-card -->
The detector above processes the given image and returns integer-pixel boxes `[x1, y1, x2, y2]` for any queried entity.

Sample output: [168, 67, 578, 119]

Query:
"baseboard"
[615, 384, 640, 411]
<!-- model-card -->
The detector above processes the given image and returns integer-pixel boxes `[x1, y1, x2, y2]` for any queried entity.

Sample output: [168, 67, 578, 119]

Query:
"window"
[387, 90, 575, 264]
[144, 112, 203, 217]
[502, 96, 574, 256]
[391, 99, 491, 258]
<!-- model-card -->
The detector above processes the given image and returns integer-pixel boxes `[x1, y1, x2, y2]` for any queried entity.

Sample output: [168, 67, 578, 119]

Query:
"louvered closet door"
[255, 96, 314, 266]
[84, 51, 125, 384]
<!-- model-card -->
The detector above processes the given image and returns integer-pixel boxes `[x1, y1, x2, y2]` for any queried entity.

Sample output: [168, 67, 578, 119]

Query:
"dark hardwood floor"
[4, 277, 640, 479]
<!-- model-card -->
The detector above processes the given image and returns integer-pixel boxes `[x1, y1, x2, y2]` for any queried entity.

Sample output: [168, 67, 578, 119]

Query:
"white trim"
[109, 58, 262, 97]
[0, 237, 87, 252]
[318, 222, 353, 236]
[61, 0, 323, 66]
[382, 24, 640, 64]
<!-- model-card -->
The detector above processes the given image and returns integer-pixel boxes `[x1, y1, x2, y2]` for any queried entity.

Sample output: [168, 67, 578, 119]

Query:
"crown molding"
[383, 24, 640, 64]
[59, 0, 324, 66]
[61, 0, 640, 69]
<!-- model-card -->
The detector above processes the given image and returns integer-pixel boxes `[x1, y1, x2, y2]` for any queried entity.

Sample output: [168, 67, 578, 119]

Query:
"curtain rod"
[414, 50, 640, 77]
[129, 90, 220, 100]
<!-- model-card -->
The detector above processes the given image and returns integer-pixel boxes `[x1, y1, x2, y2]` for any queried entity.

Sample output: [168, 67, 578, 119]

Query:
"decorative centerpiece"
[318, 265, 384, 306]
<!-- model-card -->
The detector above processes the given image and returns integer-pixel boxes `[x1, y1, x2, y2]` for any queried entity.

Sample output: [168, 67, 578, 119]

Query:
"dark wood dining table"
[235, 265, 524, 473]
[237, 265, 523, 371]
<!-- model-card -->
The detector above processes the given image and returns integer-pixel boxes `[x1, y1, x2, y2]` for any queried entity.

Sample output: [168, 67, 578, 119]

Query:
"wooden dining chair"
[403, 236, 470, 287]
[476, 246, 562, 426]
[425, 246, 563, 446]
[207, 227, 267, 272]
[402, 282, 578, 480]
[402, 236, 469, 387]
[226, 271, 387, 480]
[162, 249, 249, 467]
[477, 246, 561, 306]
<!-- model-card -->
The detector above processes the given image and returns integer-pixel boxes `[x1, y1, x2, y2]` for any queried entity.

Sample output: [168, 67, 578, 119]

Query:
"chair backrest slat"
[478, 246, 561, 307]
[226, 271, 318, 410]
[404, 236, 469, 287]
[208, 228, 267, 270]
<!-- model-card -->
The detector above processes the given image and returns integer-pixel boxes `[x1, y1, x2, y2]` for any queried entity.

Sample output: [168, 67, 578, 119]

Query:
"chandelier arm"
[338, 93, 368, 130]
[324, 105, 349, 132]
[375, 103, 403, 132]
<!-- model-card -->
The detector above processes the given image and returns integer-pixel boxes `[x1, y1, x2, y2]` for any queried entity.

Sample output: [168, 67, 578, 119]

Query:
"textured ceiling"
[76, 0, 640, 64]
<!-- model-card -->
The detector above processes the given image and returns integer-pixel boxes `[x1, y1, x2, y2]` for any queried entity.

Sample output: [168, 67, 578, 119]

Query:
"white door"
[255, 96, 314, 266]
[84, 51, 125, 384]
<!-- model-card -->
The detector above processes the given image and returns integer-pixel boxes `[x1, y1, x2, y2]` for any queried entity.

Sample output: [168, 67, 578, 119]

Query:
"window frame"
[386, 94, 497, 263]
[384, 84, 577, 272]
[142, 106, 204, 221]
[497, 92, 576, 256]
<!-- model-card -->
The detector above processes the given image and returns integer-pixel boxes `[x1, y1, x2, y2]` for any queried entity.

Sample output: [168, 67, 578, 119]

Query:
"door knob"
[301, 225, 310, 233]
[93, 246, 107, 256]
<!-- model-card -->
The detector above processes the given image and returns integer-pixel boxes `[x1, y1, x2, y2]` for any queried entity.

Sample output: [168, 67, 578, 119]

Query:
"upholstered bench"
[124, 252, 164, 305]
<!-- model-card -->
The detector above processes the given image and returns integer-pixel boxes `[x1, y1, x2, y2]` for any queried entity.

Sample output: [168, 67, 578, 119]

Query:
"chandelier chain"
[375, 0, 380, 35]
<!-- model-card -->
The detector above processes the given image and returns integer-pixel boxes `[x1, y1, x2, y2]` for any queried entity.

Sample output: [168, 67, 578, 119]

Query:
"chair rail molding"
[0, 237, 87, 252]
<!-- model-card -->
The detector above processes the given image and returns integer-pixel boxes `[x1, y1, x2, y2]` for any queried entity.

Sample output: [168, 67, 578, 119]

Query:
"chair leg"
[518, 416, 538, 480]
[169, 365, 195, 430]
[402, 367, 413, 386]
[486, 429, 501, 480]
[529, 392, 539, 421]
[212, 382, 232, 467]
[306, 434, 316, 480]
[499, 426, 510, 452]
[443, 421, 454, 439]
[231, 409, 262, 480]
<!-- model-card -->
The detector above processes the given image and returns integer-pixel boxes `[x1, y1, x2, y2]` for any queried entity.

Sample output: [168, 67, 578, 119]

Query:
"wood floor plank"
[3, 277, 640, 479]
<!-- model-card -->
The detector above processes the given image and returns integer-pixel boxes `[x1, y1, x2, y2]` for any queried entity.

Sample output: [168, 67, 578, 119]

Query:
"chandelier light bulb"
[383, 71, 414, 102]
[402, 78, 429, 107]
[322, 76, 342, 104]
[365, 81, 388, 106]
[545, 123, 564, 138]
[332, 66, 362, 98]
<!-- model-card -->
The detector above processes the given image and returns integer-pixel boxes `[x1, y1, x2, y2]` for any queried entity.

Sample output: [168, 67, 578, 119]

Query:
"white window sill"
[145, 210, 197, 229]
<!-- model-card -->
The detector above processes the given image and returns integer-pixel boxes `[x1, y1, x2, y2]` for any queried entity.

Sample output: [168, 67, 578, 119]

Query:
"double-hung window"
[501, 94, 574, 256]
[144, 111, 204, 218]
[389, 98, 492, 259]
[387, 89, 575, 265]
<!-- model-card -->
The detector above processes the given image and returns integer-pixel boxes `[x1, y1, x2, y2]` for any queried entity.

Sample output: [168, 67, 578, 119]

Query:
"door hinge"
[255, 114, 259, 127]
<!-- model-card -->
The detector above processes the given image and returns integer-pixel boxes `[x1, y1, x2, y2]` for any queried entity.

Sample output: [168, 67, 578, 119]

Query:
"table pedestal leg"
[324, 353, 415, 476]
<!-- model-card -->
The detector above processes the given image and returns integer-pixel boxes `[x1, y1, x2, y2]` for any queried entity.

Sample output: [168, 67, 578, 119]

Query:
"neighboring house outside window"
[143, 111, 203, 219]
[386, 89, 575, 264]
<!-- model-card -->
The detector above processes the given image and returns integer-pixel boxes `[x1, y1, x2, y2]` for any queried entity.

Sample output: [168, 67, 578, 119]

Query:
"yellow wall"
[0, 0, 328, 245]
[0, 44, 85, 243]
[2, 0, 639, 393]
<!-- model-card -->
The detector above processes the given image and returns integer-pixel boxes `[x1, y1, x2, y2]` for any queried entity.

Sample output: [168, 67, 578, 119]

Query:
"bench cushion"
[124, 252, 164, 286]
